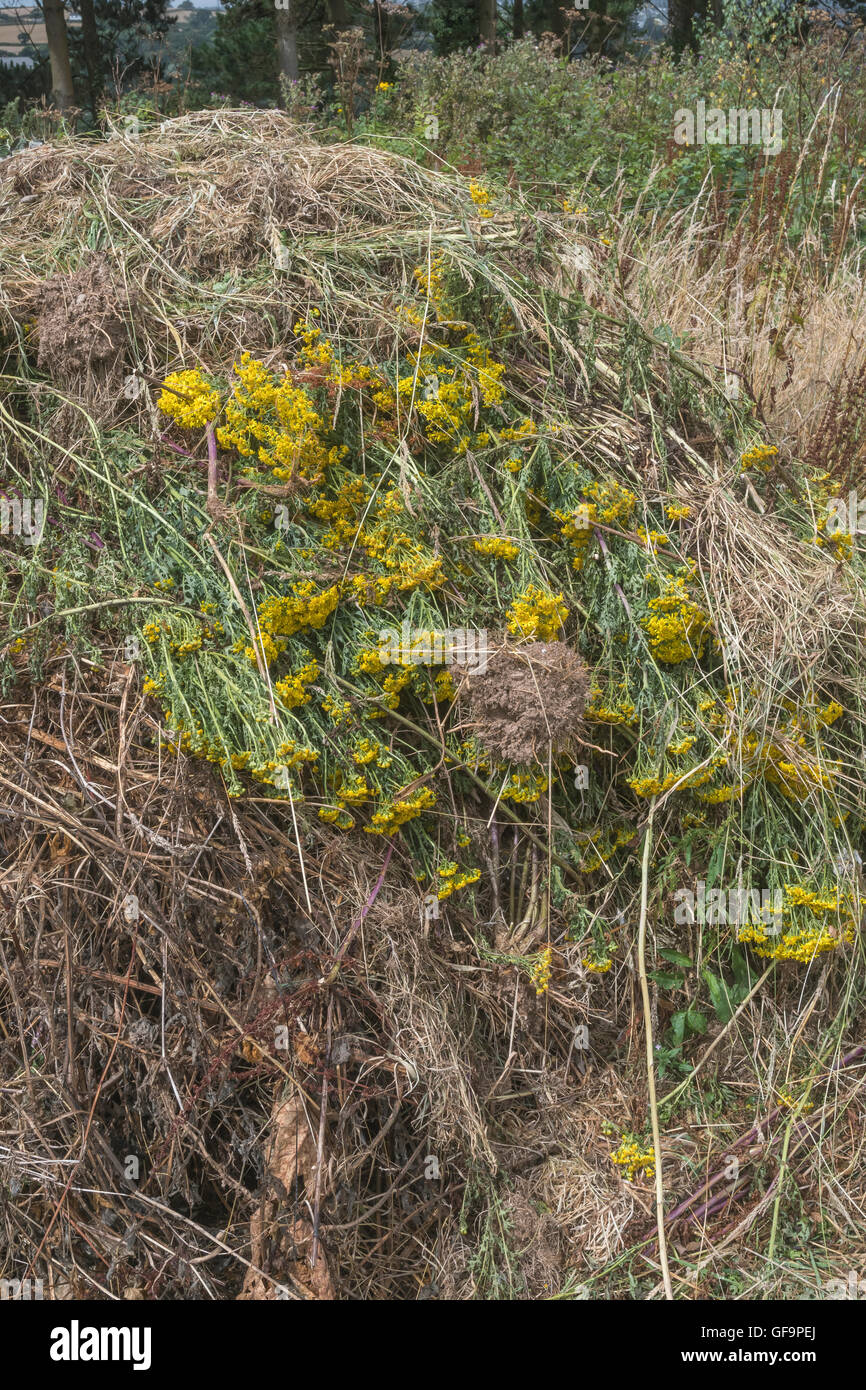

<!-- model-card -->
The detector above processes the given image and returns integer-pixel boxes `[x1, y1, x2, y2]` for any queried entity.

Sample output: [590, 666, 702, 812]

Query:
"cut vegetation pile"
[1, 111, 864, 1300]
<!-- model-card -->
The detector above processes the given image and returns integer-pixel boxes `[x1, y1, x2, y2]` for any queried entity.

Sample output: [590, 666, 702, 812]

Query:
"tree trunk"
[546, 1, 565, 37]
[513, 0, 524, 40]
[275, 0, 299, 85]
[77, 0, 103, 113]
[669, 0, 705, 53]
[325, 0, 349, 27]
[478, 0, 496, 46]
[42, 0, 75, 111]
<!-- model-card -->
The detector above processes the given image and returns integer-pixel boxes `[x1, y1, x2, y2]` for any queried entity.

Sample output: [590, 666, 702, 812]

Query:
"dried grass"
[1, 113, 865, 1303]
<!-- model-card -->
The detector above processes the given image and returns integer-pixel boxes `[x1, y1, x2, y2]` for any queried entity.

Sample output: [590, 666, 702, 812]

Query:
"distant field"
[0, 10, 52, 59]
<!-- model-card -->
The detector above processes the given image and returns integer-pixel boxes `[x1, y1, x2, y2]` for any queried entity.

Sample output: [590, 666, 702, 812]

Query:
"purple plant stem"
[710, 1176, 782, 1243]
[594, 527, 635, 621]
[689, 1115, 815, 1227]
[490, 820, 500, 912]
[206, 423, 219, 514]
[660, 1046, 865, 1233]
[159, 434, 197, 460]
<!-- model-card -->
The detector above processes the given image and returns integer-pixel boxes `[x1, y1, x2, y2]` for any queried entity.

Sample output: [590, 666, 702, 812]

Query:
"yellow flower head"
[159, 370, 220, 429]
[507, 584, 568, 642]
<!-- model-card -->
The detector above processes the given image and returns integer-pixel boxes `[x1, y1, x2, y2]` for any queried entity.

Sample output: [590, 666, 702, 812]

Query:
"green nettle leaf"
[651, 972, 685, 990]
[670, 1011, 687, 1047]
[686, 1007, 708, 1035]
[703, 969, 732, 1024]
[706, 839, 726, 889]
[731, 948, 752, 992]
[659, 948, 693, 969]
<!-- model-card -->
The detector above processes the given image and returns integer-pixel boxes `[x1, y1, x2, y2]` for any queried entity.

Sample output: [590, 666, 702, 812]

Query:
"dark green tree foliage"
[89, 0, 173, 74]
[77, 0, 104, 111]
[191, 0, 281, 102]
[69, 0, 174, 111]
[190, 0, 414, 108]
[668, 0, 706, 53]
[428, 0, 484, 55]
[564, 0, 641, 57]
[0, 58, 47, 104]
[191, 0, 338, 105]
[524, 0, 564, 37]
[429, 0, 641, 58]
[0, 0, 174, 110]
